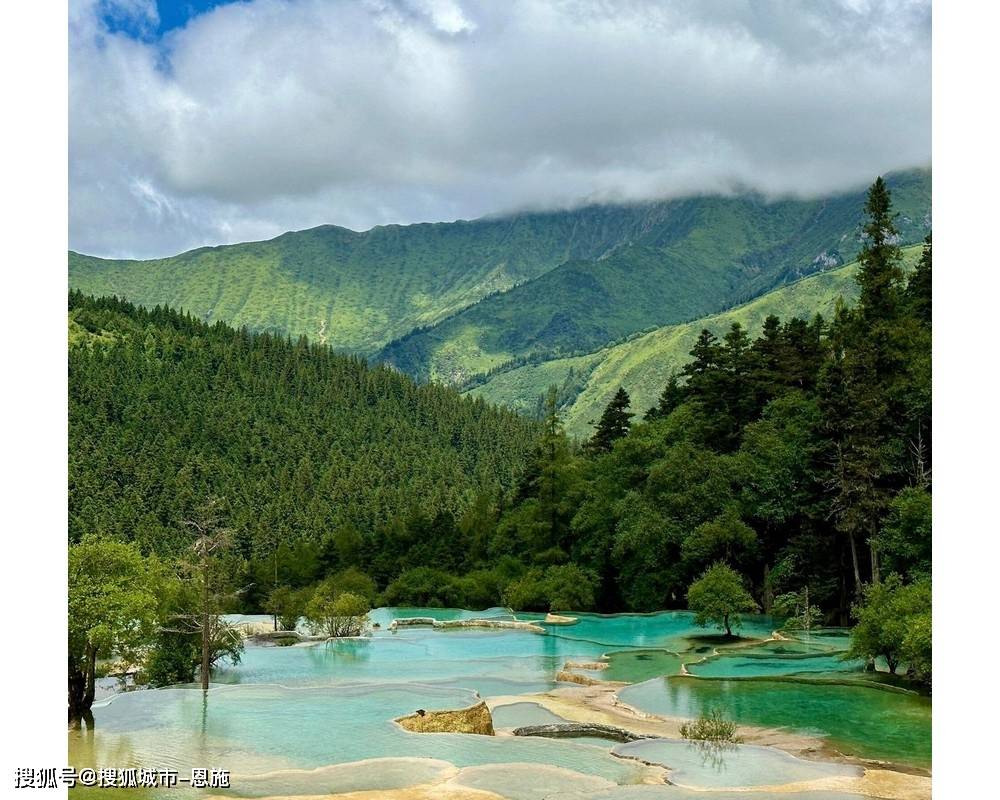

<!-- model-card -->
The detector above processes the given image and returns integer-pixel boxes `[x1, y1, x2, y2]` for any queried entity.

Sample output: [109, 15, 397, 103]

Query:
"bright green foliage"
[326, 567, 379, 604]
[687, 562, 759, 637]
[381, 171, 930, 384]
[68, 536, 163, 718]
[505, 564, 598, 612]
[681, 506, 758, 572]
[848, 575, 931, 682]
[875, 487, 932, 580]
[267, 586, 311, 632]
[145, 630, 200, 687]
[305, 587, 371, 638]
[69, 209, 651, 357]
[380, 565, 514, 609]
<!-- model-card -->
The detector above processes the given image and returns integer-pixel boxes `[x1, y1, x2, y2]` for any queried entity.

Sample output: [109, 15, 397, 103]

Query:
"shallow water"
[72, 607, 929, 797]
[620, 674, 931, 767]
[614, 738, 861, 789]
[491, 701, 568, 728]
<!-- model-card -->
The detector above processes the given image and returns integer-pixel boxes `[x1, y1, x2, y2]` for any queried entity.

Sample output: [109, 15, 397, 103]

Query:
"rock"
[435, 618, 546, 634]
[563, 661, 608, 671]
[544, 613, 578, 625]
[250, 630, 303, 645]
[389, 617, 439, 630]
[396, 701, 495, 735]
[512, 722, 655, 743]
[389, 617, 546, 634]
[556, 670, 601, 685]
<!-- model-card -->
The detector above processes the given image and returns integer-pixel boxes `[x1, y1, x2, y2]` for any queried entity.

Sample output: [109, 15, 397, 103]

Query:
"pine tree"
[588, 387, 634, 453]
[857, 176, 905, 323]
[906, 233, 932, 325]
[645, 373, 685, 421]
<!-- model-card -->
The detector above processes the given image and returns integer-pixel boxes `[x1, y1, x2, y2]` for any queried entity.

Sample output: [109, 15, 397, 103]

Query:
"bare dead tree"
[171, 496, 243, 691]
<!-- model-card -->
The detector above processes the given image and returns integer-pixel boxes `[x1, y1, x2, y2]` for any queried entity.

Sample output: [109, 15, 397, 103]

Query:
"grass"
[469, 245, 923, 437]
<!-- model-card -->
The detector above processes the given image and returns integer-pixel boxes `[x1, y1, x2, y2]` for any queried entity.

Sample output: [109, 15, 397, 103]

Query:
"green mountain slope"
[467, 244, 924, 437]
[68, 206, 715, 355]
[377, 170, 930, 383]
[70, 171, 929, 366]
[69, 292, 537, 553]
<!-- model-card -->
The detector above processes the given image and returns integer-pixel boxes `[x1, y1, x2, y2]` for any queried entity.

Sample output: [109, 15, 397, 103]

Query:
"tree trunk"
[201, 550, 211, 691]
[201, 610, 211, 691]
[83, 644, 97, 710]
[847, 532, 862, 598]
[869, 532, 880, 585]
[68, 654, 86, 725]
[724, 614, 732, 637]
[761, 564, 773, 615]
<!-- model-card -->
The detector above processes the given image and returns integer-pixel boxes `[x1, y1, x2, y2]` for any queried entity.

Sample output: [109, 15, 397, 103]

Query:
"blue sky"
[101, 0, 243, 40]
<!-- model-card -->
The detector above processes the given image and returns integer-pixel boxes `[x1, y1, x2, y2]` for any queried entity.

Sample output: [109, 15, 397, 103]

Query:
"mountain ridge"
[69, 169, 930, 383]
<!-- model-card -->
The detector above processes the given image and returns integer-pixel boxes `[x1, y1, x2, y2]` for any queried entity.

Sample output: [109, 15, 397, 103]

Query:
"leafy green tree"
[681, 506, 758, 572]
[328, 566, 379, 603]
[874, 487, 931, 579]
[267, 585, 310, 631]
[145, 629, 199, 687]
[68, 536, 162, 722]
[686, 562, 758, 637]
[847, 574, 930, 679]
[543, 564, 598, 611]
[505, 564, 597, 612]
[588, 387, 635, 452]
[305, 588, 370, 637]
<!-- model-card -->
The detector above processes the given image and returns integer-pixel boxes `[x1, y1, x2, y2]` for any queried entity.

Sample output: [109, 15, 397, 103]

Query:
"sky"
[70, 0, 931, 259]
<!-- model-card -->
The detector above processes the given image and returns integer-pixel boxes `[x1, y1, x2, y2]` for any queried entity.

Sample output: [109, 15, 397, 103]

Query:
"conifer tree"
[906, 233, 932, 325]
[588, 387, 634, 453]
[857, 176, 905, 323]
[645, 373, 685, 421]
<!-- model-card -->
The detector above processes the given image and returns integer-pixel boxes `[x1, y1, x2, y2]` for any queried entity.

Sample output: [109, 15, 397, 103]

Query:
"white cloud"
[69, 0, 931, 258]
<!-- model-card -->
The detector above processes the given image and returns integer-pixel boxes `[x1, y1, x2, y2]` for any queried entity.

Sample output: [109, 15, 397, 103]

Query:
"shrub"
[267, 586, 310, 631]
[305, 588, 370, 638]
[679, 709, 742, 743]
[848, 574, 931, 683]
[505, 564, 598, 612]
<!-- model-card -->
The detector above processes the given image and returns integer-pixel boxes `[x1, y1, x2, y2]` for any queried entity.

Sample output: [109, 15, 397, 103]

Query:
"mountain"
[69, 292, 537, 555]
[68, 206, 711, 355]
[378, 170, 930, 383]
[68, 171, 930, 372]
[465, 244, 925, 438]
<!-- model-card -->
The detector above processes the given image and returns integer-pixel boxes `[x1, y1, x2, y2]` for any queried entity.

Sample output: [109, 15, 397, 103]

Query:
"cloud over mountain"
[70, 0, 931, 258]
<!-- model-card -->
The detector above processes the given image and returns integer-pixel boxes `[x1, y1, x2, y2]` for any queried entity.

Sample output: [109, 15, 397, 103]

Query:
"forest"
[68, 178, 931, 720]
